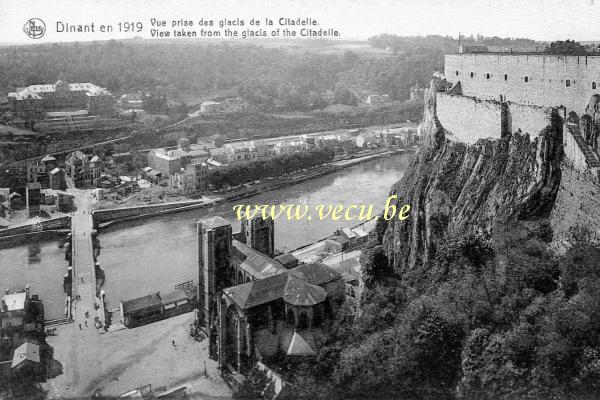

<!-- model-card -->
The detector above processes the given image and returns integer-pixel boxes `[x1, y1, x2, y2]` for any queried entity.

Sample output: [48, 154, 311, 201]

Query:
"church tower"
[240, 215, 275, 258]
[197, 216, 232, 328]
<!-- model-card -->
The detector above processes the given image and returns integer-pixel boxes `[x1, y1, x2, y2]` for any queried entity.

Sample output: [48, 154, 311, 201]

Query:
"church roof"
[281, 276, 327, 306]
[232, 240, 286, 279]
[288, 262, 341, 286]
[199, 216, 230, 230]
[222, 262, 338, 310]
[286, 330, 316, 355]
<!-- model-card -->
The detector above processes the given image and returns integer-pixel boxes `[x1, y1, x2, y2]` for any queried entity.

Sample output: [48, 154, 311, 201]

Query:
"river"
[0, 152, 410, 318]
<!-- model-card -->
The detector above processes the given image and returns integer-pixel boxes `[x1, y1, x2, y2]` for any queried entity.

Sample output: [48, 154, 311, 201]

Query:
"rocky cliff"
[383, 82, 563, 278]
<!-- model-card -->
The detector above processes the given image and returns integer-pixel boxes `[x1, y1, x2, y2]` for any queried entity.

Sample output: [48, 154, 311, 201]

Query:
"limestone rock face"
[383, 82, 563, 277]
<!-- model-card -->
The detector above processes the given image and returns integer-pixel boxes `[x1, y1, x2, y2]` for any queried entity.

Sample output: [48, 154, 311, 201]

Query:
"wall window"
[593, 82, 597, 90]
[485, 73, 491, 79]
[566, 79, 571, 87]
[504, 74, 508, 81]
[470, 72, 474, 78]
[524, 76, 529, 83]
[455, 71, 459, 76]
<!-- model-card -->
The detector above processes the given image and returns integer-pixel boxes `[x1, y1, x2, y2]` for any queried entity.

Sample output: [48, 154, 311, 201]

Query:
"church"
[196, 215, 346, 375]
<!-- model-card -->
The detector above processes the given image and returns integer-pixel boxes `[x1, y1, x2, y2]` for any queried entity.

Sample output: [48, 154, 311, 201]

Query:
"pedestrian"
[172, 340, 176, 347]
[85, 320, 88, 327]
[113, 372, 118, 381]
[85, 311, 89, 318]
[79, 323, 82, 330]
[81, 277, 84, 283]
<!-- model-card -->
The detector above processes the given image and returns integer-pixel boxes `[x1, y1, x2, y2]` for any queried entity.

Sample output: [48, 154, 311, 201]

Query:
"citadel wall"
[551, 163, 600, 244]
[445, 54, 600, 116]
[435, 93, 502, 144]
[435, 92, 553, 144]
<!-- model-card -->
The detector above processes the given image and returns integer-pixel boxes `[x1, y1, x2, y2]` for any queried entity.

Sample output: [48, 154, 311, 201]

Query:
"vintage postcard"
[0, 1, 599, 399]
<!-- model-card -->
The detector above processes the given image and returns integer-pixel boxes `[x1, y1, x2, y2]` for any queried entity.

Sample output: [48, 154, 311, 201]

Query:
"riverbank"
[94, 148, 410, 230]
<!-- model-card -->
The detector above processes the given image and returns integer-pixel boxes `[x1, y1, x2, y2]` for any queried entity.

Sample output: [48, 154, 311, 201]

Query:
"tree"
[544, 40, 588, 55]
[360, 244, 392, 287]
[333, 83, 358, 106]
[238, 365, 276, 399]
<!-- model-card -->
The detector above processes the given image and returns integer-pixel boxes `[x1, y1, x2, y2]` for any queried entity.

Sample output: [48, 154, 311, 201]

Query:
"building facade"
[7, 80, 115, 121]
[444, 52, 600, 116]
[65, 151, 104, 187]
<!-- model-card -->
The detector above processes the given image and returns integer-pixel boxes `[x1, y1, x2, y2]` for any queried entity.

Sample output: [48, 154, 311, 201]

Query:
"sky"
[1, 0, 600, 45]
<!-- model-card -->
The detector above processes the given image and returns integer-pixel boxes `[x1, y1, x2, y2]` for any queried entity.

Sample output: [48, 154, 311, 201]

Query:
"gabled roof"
[282, 276, 326, 306]
[232, 240, 286, 280]
[274, 253, 297, 266]
[288, 262, 342, 286]
[223, 273, 289, 309]
[11, 342, 40, 368]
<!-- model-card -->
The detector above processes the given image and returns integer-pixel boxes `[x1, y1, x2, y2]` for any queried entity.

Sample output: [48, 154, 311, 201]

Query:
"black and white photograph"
[1, 0, 600, 399]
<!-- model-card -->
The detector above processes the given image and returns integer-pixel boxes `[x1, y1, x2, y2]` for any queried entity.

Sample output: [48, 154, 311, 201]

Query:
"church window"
[566, 79, 571, 87]
[456, 70, 459, 76]
[593, 82, 597, 90]
[504, 74, 508, 81]
[524, 76, 529, 83]
[470, 72, 474, 78]
[486, 73, 491, 79]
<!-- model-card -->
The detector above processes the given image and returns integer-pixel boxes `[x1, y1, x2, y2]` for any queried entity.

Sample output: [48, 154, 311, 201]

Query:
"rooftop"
[11, 342, 40, 368]
[223, 262, 341, 309]
[199, 216, 231, 230]
[2, 291, 27, 311]
[232, 240, 287, 279]
[274, 253, 298, 266]
[8, 81, 112, 100]
[121, 292, 161, 314]
[287, 330, 316, 355]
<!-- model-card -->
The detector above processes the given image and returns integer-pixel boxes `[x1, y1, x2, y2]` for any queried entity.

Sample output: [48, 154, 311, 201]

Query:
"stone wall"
[0, 216, 70, 238]
[93, 200, 213, 226]
[563, 126, 592, 172]
[436, 92, 553, 144]
[507, 103, 553, 137]
[551, 163, 600, 244]
[445, 53, 600, 116]
[436, 93, 502, 144]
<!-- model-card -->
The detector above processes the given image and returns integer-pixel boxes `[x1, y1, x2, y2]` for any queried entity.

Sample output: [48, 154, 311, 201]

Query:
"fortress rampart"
[435, 92, 553, 144]
[433, 52, 600, 246]
[445, 54, 600, 116]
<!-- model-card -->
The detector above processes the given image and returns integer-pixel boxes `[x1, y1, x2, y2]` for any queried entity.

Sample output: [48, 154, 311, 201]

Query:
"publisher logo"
[23, 18, 46, 39]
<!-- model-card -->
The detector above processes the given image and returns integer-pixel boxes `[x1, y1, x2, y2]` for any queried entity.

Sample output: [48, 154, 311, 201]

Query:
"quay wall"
[93, 200, 214, 226]
[93, 149, 406, 229]
[0, 216, 71, 239]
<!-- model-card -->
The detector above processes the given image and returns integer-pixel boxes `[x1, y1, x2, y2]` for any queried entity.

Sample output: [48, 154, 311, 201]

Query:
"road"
[45, 188, 232, 398]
